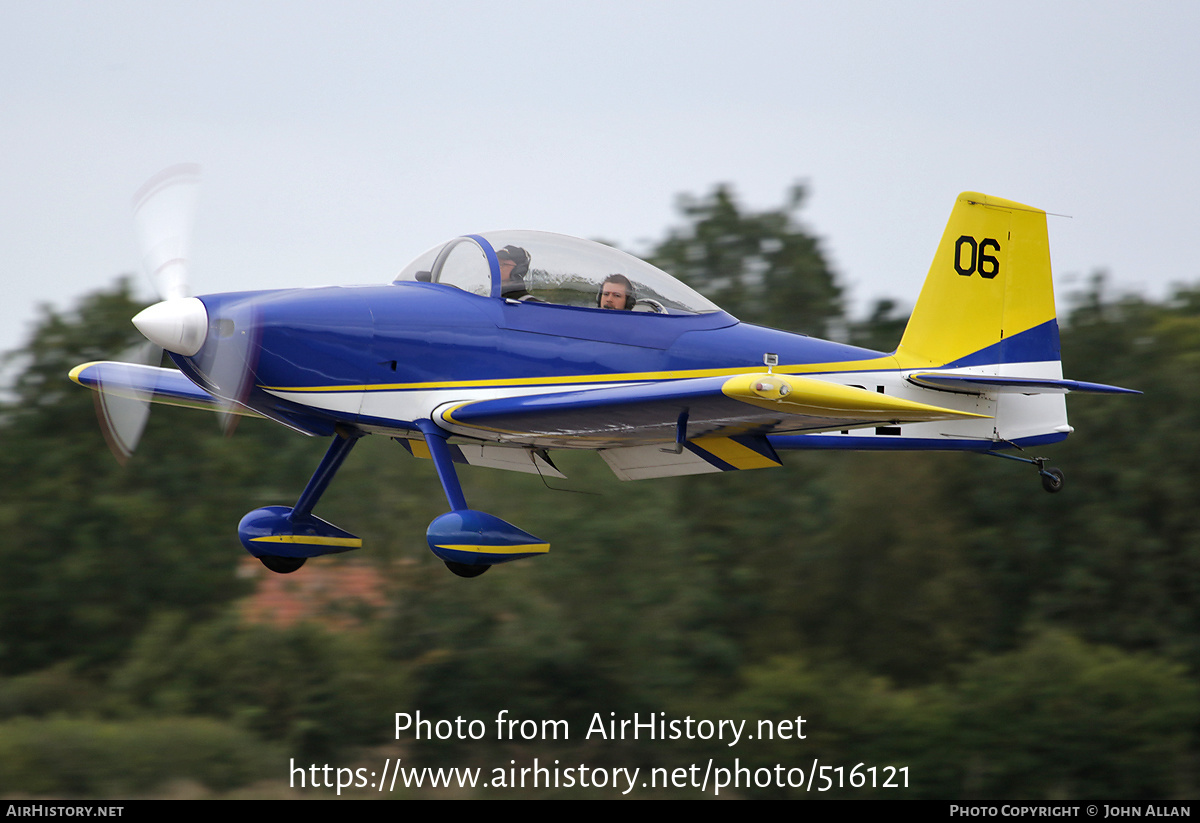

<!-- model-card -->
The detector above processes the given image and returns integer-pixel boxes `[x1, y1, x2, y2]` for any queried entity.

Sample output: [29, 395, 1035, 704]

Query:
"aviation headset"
[597, 274, 636, 310]
[496, 245, 531, 280]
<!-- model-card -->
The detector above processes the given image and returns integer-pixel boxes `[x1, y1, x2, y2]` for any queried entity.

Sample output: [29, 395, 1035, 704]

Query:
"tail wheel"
[259, 555, 307, 574]
[1041, 467, 1065, 494]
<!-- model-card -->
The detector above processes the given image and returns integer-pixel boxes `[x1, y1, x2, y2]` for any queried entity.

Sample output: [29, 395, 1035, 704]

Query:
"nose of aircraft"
[132, 297, 209, 356]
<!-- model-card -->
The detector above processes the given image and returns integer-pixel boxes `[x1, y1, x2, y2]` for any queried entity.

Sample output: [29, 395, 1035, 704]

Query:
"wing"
[433, 372, 988, 480]
[434, 372, 987, 449]
[68, 360, 260, 416]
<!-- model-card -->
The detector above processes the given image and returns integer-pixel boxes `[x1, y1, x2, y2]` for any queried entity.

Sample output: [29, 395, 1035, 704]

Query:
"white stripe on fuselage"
[798, 360, 1068, 444]
[264, 381, 628, 433]
[261, 360, 1068, 445]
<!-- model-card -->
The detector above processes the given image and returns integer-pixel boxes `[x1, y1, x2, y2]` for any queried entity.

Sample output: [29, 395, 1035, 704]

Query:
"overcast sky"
[3, 1, 1197, 363]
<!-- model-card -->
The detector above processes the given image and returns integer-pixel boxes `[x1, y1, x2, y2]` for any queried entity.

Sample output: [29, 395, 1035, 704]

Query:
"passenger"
[598, 274, 636, 310]
[496, 245, 534, 300]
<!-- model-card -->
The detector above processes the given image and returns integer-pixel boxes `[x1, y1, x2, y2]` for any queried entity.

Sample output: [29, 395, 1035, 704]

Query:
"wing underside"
[435, 372, 987, 449]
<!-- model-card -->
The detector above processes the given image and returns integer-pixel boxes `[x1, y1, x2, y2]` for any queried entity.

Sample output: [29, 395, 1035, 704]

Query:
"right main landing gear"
[444, 560, 489, 578]
[239, 427, 365, 573]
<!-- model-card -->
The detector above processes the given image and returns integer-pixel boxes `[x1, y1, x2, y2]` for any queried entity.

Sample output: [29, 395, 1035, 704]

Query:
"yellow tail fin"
[896, 192, 1059, 369]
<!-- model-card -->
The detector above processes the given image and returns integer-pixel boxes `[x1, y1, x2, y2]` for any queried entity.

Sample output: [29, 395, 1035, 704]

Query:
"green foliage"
[651, 184, 842, 335]
[713, 632, 1198, 799]
[710, 654, 947, 798]
[1036, 281, 1200, 669]
[0, 282, 329, 674]
[378, 454, 740, 747]
[111, 613, 409, 759]
[0, 664, 99, 720]
[848, 298, 910, 353]
[951, 630, 1198, 799]
[0, 716, 278, 796]
[794, 452, 995, 683]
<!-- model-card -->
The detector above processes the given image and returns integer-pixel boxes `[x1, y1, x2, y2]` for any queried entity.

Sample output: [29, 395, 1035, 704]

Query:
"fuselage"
[177, 282, 892, 437]
[173, 281, 1066, 452]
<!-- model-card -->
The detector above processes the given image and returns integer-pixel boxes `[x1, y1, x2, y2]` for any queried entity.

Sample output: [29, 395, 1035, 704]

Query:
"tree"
[848, 297, 910, 353]
[0, 281, 320, 673]
[952, 631, 1198, 799]
[650, 184, 842, 335]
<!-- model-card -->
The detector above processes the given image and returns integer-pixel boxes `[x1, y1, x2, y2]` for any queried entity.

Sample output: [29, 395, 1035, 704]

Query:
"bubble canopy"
[394, 230, 720, 315]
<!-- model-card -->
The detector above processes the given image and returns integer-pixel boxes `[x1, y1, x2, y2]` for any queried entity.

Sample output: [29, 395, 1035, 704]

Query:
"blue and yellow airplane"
[70, 175, 1137, 577]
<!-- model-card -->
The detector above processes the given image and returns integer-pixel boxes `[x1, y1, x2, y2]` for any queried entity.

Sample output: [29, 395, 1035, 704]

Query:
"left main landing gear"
[416, 420, 550, 577]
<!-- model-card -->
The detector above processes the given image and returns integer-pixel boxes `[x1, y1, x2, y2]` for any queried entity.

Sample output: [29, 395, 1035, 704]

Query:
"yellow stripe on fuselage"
[259, 356, 903, 395]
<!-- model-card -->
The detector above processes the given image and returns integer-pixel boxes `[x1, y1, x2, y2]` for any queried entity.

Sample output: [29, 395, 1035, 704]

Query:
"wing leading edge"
[69, 361, 257, 416]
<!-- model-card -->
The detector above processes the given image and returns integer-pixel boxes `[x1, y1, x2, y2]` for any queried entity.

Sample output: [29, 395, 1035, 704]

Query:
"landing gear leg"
[240, 426, 365, 573]
[415, 419, 548, 576]
[985, 449, 1065, 494]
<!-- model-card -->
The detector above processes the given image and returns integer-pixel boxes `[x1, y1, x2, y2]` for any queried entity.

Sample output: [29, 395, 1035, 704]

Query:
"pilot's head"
[598, 274, 635, 310]
[496, 245, 530, 283]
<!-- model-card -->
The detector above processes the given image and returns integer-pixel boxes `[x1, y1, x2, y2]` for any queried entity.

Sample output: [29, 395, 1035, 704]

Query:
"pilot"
[496, 245, 533, 300]
[598, 274, 636, 310]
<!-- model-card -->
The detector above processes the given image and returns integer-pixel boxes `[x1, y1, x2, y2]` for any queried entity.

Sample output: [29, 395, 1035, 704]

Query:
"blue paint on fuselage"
[178, 282, 896, 433]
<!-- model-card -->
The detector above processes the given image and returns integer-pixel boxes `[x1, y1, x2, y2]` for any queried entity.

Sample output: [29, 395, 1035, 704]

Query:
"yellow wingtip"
[68, 361, 102, 386]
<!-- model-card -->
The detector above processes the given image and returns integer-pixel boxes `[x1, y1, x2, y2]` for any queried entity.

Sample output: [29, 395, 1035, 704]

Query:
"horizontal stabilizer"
[907, 372, 1140, 395]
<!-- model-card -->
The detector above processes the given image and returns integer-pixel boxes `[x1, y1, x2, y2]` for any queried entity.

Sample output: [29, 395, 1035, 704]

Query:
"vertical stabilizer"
[896, 192, 1060, 370]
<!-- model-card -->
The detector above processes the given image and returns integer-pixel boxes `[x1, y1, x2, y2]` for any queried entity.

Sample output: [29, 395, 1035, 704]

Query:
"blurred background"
[1, 0, 1197, 799]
